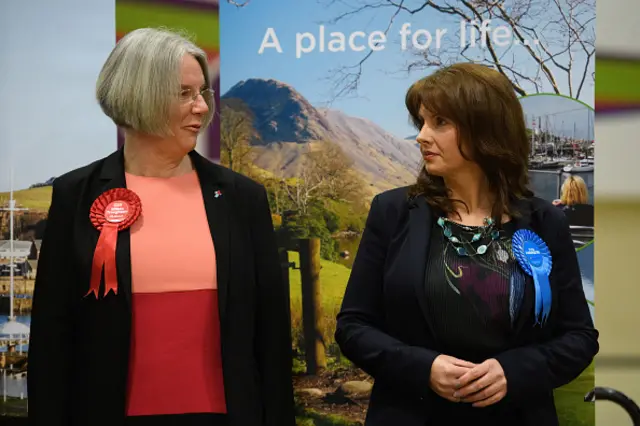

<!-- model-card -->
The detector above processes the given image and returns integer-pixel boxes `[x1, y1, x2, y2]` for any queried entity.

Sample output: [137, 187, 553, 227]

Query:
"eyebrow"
[180, 84, 207, 90]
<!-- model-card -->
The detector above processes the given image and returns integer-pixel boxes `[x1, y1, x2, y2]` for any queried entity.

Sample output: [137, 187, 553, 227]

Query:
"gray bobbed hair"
[96, 27, 213, 136]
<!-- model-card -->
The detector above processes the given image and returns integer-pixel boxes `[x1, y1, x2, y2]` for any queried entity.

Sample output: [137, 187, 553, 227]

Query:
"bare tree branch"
[226, 0, 252, 7]
[320, 0, 594, 102]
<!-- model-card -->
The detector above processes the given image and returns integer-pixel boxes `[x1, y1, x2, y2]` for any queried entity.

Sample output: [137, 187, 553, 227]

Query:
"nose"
[416, 123, 433, 146]
[192, 94, 210, 114]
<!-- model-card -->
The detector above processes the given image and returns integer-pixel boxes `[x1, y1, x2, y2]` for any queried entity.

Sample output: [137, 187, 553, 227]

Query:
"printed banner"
[0, 0, 219, 418]
[219, 0, 595, 425]
[0, 0, 117, 417]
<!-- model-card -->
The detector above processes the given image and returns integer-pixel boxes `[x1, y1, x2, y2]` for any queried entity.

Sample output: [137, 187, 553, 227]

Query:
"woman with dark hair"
[335, 63, 598, 426]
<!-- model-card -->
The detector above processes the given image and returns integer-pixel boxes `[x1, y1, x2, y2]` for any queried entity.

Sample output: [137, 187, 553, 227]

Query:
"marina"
[0, 170, 31, 404]
[526, 106, 595, 175]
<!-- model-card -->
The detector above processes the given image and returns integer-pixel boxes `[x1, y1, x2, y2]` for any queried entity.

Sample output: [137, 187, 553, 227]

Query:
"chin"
[178, 138, 198, 153]
[424, 164, 446, 177]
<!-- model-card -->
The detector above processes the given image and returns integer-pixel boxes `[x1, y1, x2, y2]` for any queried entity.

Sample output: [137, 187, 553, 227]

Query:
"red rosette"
[86, 188, 142, 299]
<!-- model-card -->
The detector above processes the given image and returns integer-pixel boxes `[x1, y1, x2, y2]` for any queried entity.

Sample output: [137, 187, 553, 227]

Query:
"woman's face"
[169, 54, 209, 153]
[416, 106, 469, 178]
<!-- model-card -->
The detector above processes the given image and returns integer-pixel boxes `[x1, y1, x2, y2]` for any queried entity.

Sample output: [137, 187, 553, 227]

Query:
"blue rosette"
[512, 229, 553, 325]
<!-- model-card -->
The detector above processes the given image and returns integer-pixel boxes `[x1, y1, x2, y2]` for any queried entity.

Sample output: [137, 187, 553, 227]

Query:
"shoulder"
[50, 156, 107, 197]
[368, 186, 413, 224]
[526, 196, 574, 250]
[373, 186, 412, 208]
[203, 160, 267, 198]
[187, 150, 266, 197]
[529, 196, 569, 227]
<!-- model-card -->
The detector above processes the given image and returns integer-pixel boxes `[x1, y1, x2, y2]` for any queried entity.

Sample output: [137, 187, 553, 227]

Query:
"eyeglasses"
[179, 87, 215, 105]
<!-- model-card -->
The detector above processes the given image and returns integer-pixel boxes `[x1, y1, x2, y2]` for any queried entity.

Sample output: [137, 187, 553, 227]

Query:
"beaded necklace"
[437, 216, 501, 257]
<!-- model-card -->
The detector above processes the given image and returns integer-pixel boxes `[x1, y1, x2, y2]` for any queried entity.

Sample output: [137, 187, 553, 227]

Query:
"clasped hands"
[428, 354, 507, 408]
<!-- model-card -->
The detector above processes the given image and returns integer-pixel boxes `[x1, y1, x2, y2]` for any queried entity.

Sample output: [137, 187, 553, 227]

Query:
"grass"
[0, 186, 52, 212]
[288, 252, 595, 426]
[555, 362, 595, 426]
[287, 251, 351, 352]
[295, 406, 361, 426]
[0, 397, 28, 417]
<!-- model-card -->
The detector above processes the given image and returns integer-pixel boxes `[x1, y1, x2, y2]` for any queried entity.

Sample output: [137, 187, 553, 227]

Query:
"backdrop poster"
[219, 0, 595, 425]
[0, 0, 117, 418]
[115, 0, 221, 162]
[0, 0, 219, 419]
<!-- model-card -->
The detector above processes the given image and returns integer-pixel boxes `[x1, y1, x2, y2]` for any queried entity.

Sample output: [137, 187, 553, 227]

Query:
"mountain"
[222, 79, 332, 144]
[29, 177, 56, 189]
[222, 79, 421, 192]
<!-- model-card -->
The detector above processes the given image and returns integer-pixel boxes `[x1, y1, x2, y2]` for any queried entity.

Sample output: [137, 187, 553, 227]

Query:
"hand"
[453, 358, 507, 408]
[429, 355, 476, 403]
[552, 199, 561, 206]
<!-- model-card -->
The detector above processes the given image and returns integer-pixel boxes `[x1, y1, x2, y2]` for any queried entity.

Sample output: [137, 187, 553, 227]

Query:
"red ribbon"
[86, 188, 141, 299]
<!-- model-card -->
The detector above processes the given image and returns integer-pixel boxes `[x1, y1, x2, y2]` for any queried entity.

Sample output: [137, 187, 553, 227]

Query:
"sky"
[220, 0, 595, 139]
[519, 95, 595, 140]
[0, 0, 117, 192]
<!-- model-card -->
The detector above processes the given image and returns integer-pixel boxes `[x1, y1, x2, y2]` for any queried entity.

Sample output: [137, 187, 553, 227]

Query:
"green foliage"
[273, 195, 364, 262]
[295, 405, 361, 426]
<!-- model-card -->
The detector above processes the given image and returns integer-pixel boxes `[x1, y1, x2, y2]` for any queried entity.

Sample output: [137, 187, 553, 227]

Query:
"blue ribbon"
[512, 229, 553, 325]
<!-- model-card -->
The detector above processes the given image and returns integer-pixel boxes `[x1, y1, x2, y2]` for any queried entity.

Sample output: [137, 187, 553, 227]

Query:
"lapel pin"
[214, 190, 222, 198]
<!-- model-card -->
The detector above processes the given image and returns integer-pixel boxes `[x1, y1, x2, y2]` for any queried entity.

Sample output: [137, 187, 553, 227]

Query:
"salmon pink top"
[124, 170, 226, 421]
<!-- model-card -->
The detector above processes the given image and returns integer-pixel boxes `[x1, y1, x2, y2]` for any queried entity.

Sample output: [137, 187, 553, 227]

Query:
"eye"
[179, 89, 192, 99]
[434, 116, 447, 126]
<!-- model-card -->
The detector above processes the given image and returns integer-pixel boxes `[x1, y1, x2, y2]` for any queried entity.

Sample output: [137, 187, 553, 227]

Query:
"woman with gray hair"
[27, 28, 295, 426]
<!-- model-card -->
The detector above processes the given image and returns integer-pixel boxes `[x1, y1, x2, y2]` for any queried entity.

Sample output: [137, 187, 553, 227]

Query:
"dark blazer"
[335, 186, 598, 426]
[27, 149, 296, 426]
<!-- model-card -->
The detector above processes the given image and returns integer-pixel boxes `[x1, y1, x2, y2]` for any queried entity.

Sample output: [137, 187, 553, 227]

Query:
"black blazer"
[27, 149, 296, 426]
[335, 186, 598, 426]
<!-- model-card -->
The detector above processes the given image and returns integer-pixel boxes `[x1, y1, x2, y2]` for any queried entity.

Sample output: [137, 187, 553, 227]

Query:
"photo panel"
[219, 0, 595, 424]
[0, 0, 116, 417]
[0, 0, 219, 419]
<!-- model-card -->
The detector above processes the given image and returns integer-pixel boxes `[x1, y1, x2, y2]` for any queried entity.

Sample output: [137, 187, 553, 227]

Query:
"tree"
[321, 0, 595, 101]
[306, 141, 366, 203]
[263, 156, 291, 215]
[282, 162, 325, 217]
[219, 100, 256, 174]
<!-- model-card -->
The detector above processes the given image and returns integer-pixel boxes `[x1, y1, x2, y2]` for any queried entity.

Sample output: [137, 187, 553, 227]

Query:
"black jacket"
[27, 149, 296, 426]
[335, 186, 598, 426]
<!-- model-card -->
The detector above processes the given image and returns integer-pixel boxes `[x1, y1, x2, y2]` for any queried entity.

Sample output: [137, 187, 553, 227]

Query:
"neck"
[444, 167, 494, 220]
[123, 132, 193, 178]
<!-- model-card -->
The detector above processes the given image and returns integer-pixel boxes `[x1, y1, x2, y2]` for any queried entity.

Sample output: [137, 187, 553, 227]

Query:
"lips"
[185, 124, 201, 132]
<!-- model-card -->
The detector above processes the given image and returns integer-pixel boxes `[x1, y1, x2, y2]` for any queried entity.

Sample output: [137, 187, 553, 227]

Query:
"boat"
[563, 159, 594, 173]
[530, 160, 563, 170]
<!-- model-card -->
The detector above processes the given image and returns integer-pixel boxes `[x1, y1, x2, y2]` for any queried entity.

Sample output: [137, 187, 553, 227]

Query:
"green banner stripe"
[116, 2, 219, 49]
[596, 58, 640, 101]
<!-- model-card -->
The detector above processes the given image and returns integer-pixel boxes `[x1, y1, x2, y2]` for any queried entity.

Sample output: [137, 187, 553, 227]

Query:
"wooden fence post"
[278, 246, 292, 320]
[298, 238, 326, 374]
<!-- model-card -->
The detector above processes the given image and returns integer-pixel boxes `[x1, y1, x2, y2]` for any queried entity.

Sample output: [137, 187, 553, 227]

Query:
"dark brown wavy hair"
[406, 63, 533, 224]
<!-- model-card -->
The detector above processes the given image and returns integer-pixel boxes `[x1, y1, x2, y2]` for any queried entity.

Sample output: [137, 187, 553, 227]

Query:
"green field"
[0, 186, 52, 212]
[288, 252, 595, 425]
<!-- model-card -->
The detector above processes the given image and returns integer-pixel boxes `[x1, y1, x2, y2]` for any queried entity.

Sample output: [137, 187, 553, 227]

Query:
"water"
[0, 315, 30, 353]
[529, 171, 595, 205]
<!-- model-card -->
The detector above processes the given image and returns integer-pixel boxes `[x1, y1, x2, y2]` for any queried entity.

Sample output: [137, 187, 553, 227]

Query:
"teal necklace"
[437, 216, 500, 256]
